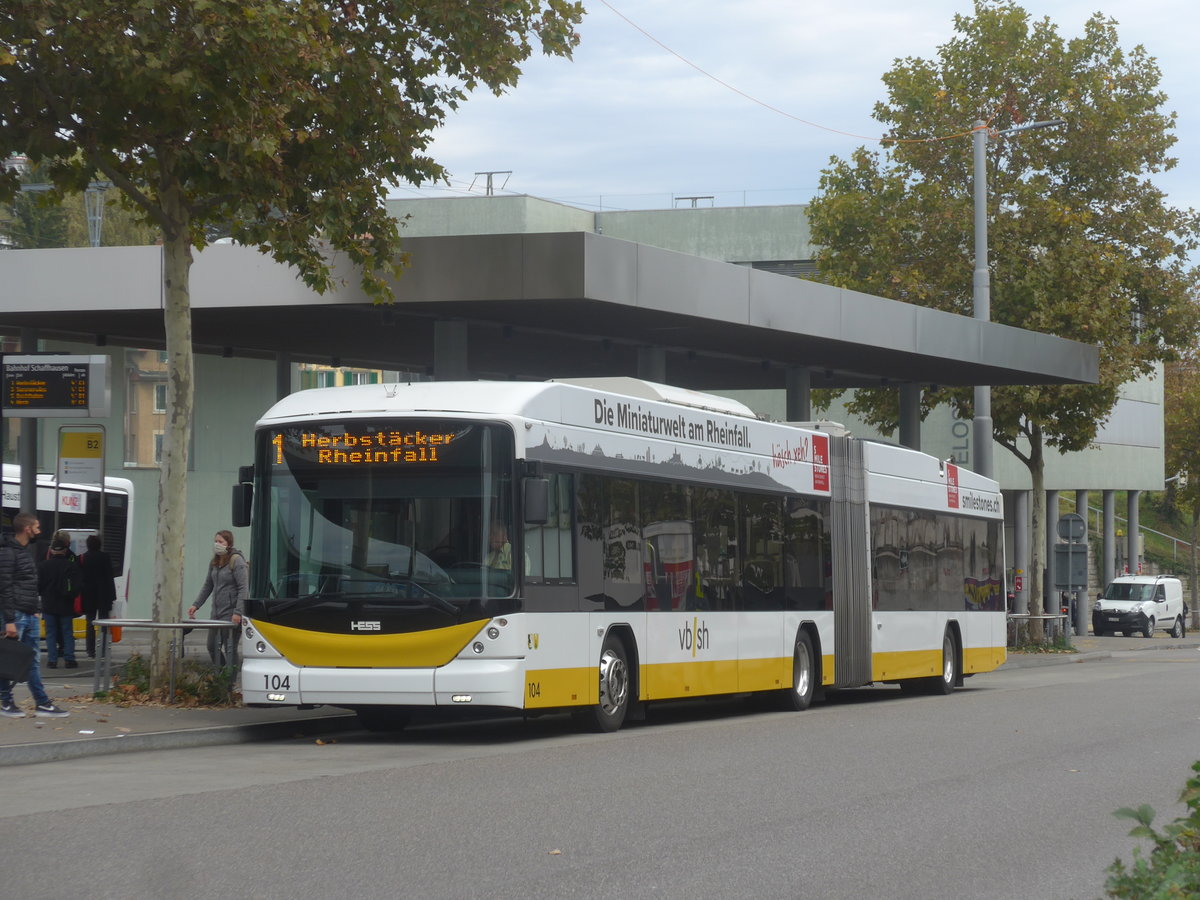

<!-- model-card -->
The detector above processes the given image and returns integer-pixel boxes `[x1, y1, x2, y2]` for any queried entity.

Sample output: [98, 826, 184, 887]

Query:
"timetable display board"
[1, 355, 111, 418]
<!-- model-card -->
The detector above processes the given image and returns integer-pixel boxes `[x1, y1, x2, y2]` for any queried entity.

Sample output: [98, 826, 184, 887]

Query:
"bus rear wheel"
[584, 634, 630, 733]
[930, 631, 959, 694]
[781, 631, 816, 711]
[903, 631, 958, 695]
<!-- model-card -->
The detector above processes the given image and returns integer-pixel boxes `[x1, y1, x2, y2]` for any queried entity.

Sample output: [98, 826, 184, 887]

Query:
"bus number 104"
[263, 674, 291, 691]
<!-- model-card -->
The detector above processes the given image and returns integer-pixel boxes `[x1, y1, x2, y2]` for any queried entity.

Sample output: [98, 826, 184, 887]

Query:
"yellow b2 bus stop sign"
[58, 429, 105, 487]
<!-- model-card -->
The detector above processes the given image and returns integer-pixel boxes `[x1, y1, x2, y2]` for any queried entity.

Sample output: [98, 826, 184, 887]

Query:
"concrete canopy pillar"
[276, 352, 293, 400]
[1127, 490, 1141, 574]
[1013, 490, 1030, 616]
[636, 346, 666, 383]
[1074, 489, 1089, 635]
[1103, 490, 1116, 584]
[785, 368, 812, 422]
[434, 320, 470, 381]
[1046, 490, 1060, 637]
[898, 384, 921, 451]
[18, 327, 38, 514]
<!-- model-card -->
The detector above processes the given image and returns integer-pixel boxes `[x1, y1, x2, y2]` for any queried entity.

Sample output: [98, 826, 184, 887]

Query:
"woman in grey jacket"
[187, 530, 247, 667]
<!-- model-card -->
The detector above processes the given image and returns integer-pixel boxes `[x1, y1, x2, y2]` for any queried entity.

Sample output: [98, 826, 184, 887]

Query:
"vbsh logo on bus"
[678, 617, 710, 657]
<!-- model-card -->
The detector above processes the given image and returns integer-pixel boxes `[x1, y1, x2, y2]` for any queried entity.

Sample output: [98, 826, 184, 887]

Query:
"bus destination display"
[5, 361, 87, 410]
[273, 428, 463, 466]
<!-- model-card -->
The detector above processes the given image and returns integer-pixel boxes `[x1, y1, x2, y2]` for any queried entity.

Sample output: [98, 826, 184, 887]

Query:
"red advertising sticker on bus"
[947, 463, 959, 508]
[812, 434, 830, 492]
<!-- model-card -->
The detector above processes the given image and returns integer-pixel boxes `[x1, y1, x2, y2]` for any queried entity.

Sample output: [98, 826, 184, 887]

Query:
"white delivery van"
[1092, 575, 1187, 638]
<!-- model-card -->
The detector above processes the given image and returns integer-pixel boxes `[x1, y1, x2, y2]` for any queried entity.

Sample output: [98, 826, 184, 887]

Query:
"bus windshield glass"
[250, 419, 517, 631]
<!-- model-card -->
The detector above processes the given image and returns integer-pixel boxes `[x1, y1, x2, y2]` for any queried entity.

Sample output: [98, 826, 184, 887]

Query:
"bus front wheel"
[585, 634, 630, 733]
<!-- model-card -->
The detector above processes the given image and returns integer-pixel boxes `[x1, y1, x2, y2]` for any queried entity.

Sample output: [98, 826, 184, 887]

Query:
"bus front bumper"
[241, 656, 527, 710]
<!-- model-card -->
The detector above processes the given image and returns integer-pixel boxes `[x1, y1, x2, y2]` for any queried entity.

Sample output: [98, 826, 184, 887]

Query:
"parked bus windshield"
[249, 420, 517, 633]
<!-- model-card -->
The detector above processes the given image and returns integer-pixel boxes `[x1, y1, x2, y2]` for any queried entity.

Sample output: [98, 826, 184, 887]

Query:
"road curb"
[1000, 651, 1113, 670]
[0, 713, 360, 768]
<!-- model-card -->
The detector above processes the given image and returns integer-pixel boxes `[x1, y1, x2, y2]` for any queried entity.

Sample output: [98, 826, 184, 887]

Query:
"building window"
[124, 348, 189, 469]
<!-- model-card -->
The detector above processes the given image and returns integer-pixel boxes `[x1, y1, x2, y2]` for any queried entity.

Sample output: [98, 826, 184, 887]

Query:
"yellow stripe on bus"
[872, 649, 942, 682]
[528, 653, 842, 710]
[254, 619, 483, 668]
[524, 667, 595, 708]
[964, 645, 1006, 673]
[872, 646, 1007, 681]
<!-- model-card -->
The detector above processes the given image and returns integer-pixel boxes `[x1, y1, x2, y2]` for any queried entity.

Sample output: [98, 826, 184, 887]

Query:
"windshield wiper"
[266, 587, 459, 618]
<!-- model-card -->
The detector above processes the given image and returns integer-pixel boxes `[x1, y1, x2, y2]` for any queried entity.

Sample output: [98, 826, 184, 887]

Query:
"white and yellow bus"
[2, 465, 135, 613]
[236, 378, 1006, 732]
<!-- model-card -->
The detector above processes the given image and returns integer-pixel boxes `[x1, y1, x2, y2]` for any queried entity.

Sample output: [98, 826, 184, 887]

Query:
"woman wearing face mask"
[187, 530, 247, 667]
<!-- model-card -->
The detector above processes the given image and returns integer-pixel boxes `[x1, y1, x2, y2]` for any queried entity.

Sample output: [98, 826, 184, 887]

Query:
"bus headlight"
[472, 642, 485, 654]
[487, 626, 500, 640]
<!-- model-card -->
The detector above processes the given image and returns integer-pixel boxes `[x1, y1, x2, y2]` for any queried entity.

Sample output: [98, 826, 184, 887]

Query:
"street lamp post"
[971, 117, 1065, 480]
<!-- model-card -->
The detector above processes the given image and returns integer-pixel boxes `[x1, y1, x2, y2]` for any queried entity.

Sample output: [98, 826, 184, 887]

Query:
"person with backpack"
[186, 529, 247, 667]
[39, 530, 82, 669]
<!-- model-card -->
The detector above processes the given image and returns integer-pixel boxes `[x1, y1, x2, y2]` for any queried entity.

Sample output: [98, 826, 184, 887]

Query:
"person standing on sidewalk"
[38, 530, 81, 670]
[0, 513, 68, 718]
[186, 530, 247, 667]
[79, 534, 117, 659]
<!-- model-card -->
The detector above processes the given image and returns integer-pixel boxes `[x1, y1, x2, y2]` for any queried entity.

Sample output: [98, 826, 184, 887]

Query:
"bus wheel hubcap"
[598, 650, 628, 714]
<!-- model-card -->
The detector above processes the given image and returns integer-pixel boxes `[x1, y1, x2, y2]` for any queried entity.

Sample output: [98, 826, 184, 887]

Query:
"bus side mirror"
[523, 477, 549, 525]
[232, 483, 253, 528]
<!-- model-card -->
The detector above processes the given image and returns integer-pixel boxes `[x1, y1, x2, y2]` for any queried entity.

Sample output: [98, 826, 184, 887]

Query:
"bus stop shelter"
[0, 231, 1097, 428]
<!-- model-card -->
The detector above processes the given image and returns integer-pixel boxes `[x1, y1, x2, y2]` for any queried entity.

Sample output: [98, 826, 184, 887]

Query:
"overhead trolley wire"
[596, 0, 983, 145]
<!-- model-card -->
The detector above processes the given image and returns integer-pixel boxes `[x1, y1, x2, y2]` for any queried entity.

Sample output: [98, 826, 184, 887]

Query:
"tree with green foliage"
[806, 0, 1200, 639]
[0, 162, 67, 248]
[1, 159, 158, 247]
[1164, 356, 1200, 630]
[0, 0, 583, 684]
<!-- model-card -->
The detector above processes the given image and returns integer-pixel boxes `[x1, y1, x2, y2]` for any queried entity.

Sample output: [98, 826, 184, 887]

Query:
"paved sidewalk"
[0, 632, 355, 767]
[2, 628, 1197, 767]
[1002, 629, 1200, 669]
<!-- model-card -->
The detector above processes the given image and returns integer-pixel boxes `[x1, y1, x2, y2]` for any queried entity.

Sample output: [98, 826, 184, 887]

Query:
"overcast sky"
[401, 0, 1198, 218]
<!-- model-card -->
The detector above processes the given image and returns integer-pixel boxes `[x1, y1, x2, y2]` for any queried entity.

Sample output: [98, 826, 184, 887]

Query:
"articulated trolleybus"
[235, 378, 1006, 732]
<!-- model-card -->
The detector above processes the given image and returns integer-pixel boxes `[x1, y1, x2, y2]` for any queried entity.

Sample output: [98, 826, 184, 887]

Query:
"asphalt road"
[5, 648, 1198, 900]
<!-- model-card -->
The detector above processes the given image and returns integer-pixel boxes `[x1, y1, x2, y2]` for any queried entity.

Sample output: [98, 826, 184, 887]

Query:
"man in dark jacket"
[0, 513, 68, 718]
[79, 534, 118, 659]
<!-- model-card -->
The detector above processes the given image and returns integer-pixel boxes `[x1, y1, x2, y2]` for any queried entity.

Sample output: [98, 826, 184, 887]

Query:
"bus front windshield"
[250, 419, 517, 632]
